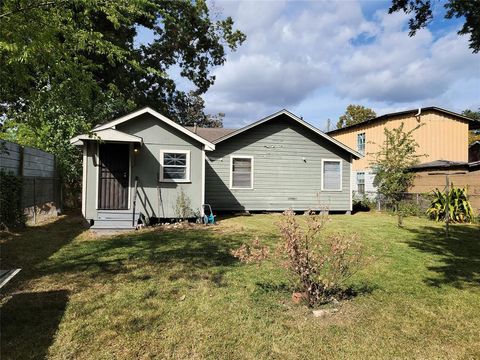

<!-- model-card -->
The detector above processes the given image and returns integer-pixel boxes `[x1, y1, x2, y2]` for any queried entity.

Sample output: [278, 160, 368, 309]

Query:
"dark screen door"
[98, 143, 130, 209]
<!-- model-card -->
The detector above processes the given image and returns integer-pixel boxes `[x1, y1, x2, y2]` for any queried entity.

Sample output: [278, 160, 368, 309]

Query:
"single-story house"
[71, 107, 361, 229]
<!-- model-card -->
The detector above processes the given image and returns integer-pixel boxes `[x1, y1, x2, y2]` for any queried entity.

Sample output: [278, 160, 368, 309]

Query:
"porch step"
[91, 218, 138, 230]
[97, 211, 140, 220]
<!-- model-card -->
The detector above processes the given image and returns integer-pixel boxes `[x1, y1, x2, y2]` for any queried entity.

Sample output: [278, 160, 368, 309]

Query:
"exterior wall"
[205, 115, 352, 212]
[410, 168, 480, 210]
[83, 113, 205, 220]
[331, 111, 470, 172]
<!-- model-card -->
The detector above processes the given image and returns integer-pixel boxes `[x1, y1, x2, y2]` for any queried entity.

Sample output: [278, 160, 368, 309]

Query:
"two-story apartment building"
[327, 107, 480, 195]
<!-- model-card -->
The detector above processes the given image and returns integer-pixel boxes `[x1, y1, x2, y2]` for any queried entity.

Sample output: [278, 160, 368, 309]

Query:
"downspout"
[415, 108, 422, 122]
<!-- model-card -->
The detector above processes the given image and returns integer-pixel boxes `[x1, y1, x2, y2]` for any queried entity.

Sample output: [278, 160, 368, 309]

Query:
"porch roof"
[70, 128, 143, 146]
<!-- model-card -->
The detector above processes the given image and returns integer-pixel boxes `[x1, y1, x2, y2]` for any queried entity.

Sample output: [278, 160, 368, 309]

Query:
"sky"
[136, 0, 480, 131]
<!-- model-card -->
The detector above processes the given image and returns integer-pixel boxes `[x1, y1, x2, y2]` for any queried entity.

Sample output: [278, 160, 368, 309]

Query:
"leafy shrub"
[426, 186, 474, 223]
[353, 194, 376, 212]
[174, 189, 194, 219]
[398, 201, 424, 217]
[232, 210, 370, 307]
[0, 169, 25, 229]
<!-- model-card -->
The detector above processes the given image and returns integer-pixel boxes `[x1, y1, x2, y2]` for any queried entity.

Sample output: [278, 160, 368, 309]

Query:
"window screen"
[357, 172, 365, 194]
[323, 160, 341, 190]
[231, 157, 252, 188]
[357, 133, 365, 155]
[161, 152, 189, 181]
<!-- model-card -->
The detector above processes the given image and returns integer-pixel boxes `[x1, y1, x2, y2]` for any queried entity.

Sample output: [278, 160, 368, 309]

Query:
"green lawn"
[1, 212, 479, 359]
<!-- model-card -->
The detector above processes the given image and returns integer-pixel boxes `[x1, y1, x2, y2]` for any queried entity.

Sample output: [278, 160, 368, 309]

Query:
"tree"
[370, 123, 424, 226]
[389, 0, 480, 53]
[0, 0, 245, 201]
[462, 108, 480, 144]
[174, 91, 224, 128]
[336, 105, 376, 129]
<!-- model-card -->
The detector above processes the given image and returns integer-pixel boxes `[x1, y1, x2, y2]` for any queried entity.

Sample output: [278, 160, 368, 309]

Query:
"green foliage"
[0, 0, 245, 200]
[0, 169, 25, 229]
[371, 122, 424, 204]
[426, 186, 474, 223]
[371, 122, 425, 226]
[463, 108, 480, 144]
[353, 195, 376, 212]
[336, 104, 376, 129]
[174, 189, 193, 219]
[398, 201, 424, 217]
[389, 0, 480, 53]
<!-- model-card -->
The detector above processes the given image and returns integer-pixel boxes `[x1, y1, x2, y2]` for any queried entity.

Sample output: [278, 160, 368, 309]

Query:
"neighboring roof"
[469, 141, 480, 147]
[70, 128, 143, 146]
[91, 107, 215, 151]
[410, 159, 480, 172]
[185, 127, 237, 142]
[213, 109, 363, 159]
[410, 160, 468, 170]
[327, 107, 480, 135]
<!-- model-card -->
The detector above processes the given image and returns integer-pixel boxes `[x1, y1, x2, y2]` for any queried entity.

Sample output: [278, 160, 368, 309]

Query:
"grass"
[1, 211, 480, 359]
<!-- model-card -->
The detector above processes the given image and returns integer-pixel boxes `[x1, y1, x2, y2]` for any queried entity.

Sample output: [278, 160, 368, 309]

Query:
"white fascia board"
[93, 107, 215, 151]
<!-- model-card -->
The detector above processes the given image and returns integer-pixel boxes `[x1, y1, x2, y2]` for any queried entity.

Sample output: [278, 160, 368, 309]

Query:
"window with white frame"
[230, 156, 253, 189]
[356, 172, 365, 194]
[322, 159, 342, 191]
[357, 132, 365, 155]
[160, 150, 190, 182]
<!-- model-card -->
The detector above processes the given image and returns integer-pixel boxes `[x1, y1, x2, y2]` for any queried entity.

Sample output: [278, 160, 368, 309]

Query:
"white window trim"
[159, 149, 191, 183]
[230, 155, 254, 190]
[357, 132, 366, 155]
[321, 158, 343, 192]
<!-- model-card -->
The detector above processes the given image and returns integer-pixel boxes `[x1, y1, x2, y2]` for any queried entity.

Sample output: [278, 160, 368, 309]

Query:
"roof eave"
[92, 107, 216, 151]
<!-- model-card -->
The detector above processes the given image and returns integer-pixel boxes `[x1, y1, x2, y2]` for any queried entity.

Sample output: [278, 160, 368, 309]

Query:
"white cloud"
[204, 1, 480, 128]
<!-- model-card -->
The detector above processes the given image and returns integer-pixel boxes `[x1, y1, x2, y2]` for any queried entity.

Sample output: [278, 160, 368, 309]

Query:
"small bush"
[426, 186, 474, 223]
[173, 189, 194, 219]
[0, 169, 25, 229]
[353, 194, 376, 212]
[398, 201, 424, 217]
[232, 209, 370, 307]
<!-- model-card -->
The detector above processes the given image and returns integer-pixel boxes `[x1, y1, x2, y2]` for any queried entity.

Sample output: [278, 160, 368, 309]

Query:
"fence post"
[33, 176, 36, 224]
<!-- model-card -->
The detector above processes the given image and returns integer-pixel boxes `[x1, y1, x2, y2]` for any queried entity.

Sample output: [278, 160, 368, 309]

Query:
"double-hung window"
[322, 159, 342, 191]
[160, 150, 190, 182]
[230, 156, 253, 189]
[357, 133, 365, 155]
[356, 172, 365, 194]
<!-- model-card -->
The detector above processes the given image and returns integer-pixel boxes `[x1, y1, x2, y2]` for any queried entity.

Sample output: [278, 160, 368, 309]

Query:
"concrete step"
[91, 218, 136, 230]
[97, 211, 140, 220]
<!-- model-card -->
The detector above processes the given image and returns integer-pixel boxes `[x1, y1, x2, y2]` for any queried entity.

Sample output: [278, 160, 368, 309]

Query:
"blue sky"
[136, 0, 479, 130]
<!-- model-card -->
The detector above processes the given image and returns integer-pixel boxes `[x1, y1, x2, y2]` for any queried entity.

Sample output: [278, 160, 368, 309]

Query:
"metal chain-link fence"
[353, 190, 480, 217]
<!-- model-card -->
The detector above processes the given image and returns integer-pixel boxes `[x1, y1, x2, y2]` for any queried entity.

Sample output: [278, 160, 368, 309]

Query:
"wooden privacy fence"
[0, 140, 60, 223]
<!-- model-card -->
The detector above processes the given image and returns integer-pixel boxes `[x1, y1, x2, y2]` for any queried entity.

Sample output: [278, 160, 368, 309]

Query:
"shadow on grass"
[36, 226, 247, 288]
[1, 290, 69, 360]
[404, 223, 480, 288]
[0, 211, 86, 292]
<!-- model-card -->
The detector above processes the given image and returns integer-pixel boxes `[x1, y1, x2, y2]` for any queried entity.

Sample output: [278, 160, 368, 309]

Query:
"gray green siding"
[206, 115, 352, 211]
[83, 113, 204, 221]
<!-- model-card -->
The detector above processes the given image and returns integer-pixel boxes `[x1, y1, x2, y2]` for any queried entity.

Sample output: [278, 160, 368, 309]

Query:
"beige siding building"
[327, 107, 479, 195]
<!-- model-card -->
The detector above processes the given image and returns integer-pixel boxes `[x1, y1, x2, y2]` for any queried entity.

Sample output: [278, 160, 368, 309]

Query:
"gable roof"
[327, 107, 480, 135]
[185, 127, 237, 142]
[92, 107, 215, 150]
[213, 109, 362, 159]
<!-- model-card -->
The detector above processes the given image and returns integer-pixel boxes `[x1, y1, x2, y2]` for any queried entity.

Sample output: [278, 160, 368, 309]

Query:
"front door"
[98, 143, 130, 210]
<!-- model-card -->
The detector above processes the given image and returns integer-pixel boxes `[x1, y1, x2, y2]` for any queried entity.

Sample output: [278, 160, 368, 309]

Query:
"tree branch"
[0, 1, 68, 19]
